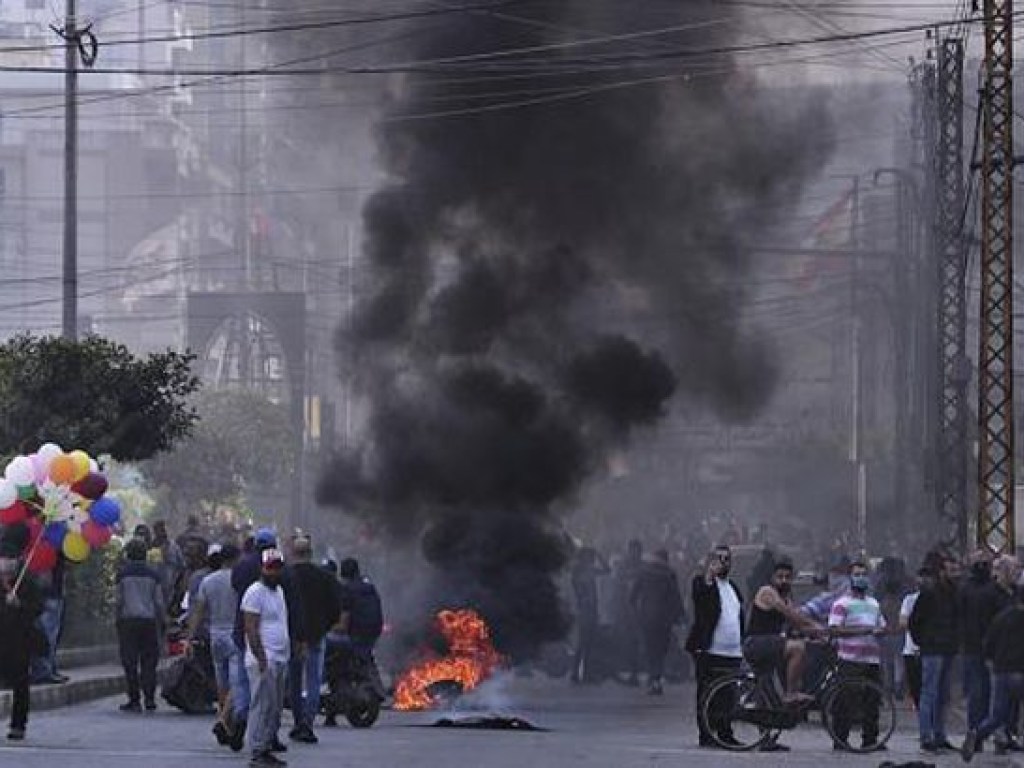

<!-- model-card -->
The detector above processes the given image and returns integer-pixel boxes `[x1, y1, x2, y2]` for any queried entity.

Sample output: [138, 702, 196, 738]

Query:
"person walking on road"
[187, 542, 242, 748]
[242, 548, 291, 768]
[909, 552, 961, 754]
[685, 544, 744, 748]
[962, 582, 1024, 761]
[827, 561, 887, 752]
[115, 537, 165, 713]
[570, 547, 610, 684]
[286, 535, 340, 745]
[631, 549, 685, 696]
[959, 550, 1002, 733]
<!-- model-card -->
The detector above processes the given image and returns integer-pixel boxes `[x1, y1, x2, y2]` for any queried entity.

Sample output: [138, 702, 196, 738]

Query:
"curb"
[0, 672, 126, 720]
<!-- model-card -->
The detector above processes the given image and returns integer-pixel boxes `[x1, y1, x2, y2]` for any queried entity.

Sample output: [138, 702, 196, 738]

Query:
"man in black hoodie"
[909, 552, 961, 753]
[960, 550, 1005, 733]
[685, 544, 744, 748]
[285, 536, 339, 745]
[962, 574, 1024, 762]
[631, 549, 685, 696]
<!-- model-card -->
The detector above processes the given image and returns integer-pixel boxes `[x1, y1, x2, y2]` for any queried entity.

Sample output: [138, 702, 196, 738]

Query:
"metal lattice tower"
[935, 38, 970, 551]
[978, 0, 1016, 553]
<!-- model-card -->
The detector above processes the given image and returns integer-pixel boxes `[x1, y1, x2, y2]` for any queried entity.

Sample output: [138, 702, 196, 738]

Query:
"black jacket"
[960, 574, 1010, 655]
[289, 562, 341, 644]
[983, 603, 1024, 673]
[909, 579, 960, 655]
[685, 575, 744, 654]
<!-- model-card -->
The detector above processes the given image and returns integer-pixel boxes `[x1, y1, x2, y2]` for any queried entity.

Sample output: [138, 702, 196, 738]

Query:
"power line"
[0, 10, 1012, 77]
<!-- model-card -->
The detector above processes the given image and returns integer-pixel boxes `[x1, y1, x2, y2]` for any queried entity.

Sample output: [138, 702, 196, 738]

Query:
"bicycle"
[697, 639, 897, 753]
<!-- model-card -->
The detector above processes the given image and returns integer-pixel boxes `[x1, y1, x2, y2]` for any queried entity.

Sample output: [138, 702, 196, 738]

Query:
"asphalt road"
[1, 676, 1018, 768]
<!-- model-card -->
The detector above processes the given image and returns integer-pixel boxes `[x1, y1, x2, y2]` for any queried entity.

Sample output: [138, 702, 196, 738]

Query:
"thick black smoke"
[316, 0, 832, 656]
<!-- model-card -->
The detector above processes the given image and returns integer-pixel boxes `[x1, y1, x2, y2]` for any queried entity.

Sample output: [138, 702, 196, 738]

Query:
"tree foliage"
[144, 388, 297, 516]
[0, 334, 199, 460]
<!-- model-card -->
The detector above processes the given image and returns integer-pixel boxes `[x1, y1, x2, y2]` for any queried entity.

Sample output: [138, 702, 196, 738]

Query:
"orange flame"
[393, 609, 505, 711]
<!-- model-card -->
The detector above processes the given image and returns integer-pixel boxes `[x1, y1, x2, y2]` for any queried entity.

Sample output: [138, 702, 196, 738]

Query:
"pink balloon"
[31, 454, 47, 484]
[81, 520, 112, 548]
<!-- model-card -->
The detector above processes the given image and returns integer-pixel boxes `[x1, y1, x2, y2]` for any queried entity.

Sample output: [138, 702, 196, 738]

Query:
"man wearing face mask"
[827, 561, 887, 752]
[959, 550, 1004, 735]
[686, 544, 744, 748]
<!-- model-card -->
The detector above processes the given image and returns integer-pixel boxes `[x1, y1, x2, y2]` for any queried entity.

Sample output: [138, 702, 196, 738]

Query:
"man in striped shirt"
[828, 561, 887, 752]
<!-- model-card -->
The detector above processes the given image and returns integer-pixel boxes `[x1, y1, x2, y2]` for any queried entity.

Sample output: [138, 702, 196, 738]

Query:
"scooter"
[322, 638, 384, 728]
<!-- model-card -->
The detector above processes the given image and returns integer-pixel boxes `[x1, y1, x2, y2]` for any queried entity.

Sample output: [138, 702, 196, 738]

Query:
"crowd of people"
[0, 516, 384, 768]
[9, 509, 1024, 761]
[686, 540, 1024, 759]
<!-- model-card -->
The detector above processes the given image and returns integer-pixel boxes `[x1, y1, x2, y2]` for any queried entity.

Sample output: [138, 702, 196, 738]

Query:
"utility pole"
[934, 37, 970, 551]
[62, 0, 78, 340]
[848, 177, 867, 553]
[978, 0, 1015, 554]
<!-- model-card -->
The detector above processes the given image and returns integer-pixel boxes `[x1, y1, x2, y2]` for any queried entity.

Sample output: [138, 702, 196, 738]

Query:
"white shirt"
[240, 581, 291, 666]
[900, 592, 919, 656]
[709, 579, 743, 658]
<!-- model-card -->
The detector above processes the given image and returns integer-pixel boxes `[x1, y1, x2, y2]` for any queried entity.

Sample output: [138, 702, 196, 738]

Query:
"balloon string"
[12, 528, 42, 597]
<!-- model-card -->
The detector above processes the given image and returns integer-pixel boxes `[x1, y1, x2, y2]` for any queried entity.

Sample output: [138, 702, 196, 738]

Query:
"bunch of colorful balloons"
[0, 443, 120, 572]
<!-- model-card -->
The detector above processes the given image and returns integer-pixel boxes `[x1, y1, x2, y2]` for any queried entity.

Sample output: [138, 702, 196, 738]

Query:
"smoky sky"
[314, 0, 833, 657]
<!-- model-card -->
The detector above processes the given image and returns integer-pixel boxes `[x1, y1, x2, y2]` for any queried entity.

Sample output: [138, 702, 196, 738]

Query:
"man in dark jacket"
[632, 549, 685, 695]
[960, 550, 1005, 732]
[0, 525, 43, 741]
[909, 552, 961, 753]
[286, 536, 340, 744]
[685, 544, 744, 748]
[115, 537, 166, 713]
[962, 576, 1024, 762]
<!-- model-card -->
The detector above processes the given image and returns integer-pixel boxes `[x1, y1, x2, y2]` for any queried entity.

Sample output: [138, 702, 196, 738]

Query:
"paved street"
[2, 676, 1019, 768]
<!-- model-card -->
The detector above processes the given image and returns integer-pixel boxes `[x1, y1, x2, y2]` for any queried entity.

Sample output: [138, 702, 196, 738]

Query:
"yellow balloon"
[69, 450, 91, 483]
[62, 531, 90, 562]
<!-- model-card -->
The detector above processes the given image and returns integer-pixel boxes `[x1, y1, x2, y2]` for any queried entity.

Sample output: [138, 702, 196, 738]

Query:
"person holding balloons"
[0, 525, 44, 741]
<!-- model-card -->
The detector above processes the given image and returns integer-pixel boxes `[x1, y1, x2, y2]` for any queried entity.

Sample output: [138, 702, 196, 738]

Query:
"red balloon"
[25, 514, 42, 541]
[26, 541, 57, 573]
[71, 472, 108, 501]
[0, 501, 27, 525]
[81, 520, 113, 548]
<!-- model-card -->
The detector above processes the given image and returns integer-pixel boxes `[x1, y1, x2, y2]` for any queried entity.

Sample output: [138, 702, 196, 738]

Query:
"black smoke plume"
[316, 0, 832, 657]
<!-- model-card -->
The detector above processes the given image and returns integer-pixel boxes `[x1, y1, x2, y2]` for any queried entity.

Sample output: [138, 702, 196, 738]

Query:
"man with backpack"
[327, 557, 384, 719]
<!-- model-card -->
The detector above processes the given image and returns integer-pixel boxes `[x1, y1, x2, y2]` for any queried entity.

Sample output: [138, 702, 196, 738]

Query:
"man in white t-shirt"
[242, 549, 291, 768]
[898, 568, 928, 711]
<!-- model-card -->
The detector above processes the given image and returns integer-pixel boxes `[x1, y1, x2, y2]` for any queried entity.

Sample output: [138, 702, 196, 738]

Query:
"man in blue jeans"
[959, 550, 1006, 735]
[30, 560, 66, 685]
[962, 573, 1024, 762]
[285, 536, 339, 745]
[188, 543, 243, 749]
[909, 554, 961, 754]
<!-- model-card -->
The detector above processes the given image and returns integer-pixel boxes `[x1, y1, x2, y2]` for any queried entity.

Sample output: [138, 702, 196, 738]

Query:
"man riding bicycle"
[744, 559, 825, 705]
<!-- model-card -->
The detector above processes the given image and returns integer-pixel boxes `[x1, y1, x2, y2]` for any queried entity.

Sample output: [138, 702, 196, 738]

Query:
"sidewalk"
[0, 664, 127, 720]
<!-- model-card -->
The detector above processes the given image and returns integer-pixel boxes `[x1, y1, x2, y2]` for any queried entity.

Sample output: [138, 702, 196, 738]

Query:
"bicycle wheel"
[699, 674, 773, 751]
[822, 677, 896, 753]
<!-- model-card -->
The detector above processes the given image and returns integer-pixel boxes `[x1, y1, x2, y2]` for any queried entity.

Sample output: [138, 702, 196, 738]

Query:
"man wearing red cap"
[242, 548, 290, 767]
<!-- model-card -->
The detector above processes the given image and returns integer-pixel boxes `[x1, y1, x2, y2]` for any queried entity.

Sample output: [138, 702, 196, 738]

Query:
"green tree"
[144, 389, 297, 517]
[0, 334, 199, 460]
